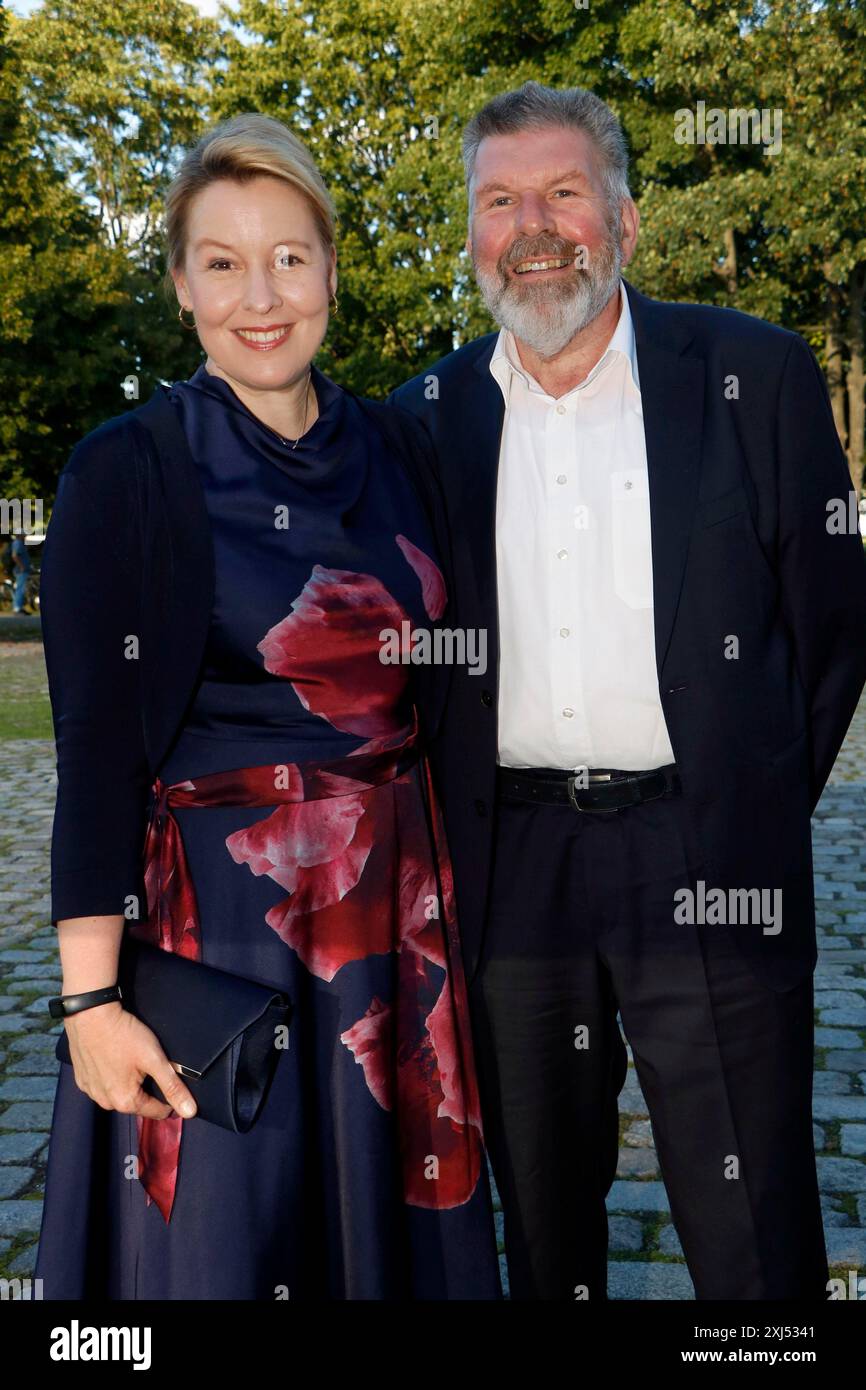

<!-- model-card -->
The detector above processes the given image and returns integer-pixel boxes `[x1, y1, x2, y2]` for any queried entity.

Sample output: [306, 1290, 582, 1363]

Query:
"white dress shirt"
[490, 279, 676, 771]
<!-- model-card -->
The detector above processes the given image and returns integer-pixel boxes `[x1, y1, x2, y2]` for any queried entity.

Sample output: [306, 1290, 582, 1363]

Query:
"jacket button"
[474, 799, 487, 817]
[480, 689, 493, 707]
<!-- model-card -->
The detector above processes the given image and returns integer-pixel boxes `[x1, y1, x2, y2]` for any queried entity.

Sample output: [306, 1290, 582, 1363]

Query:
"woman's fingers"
[65, 1006, 197, 1119]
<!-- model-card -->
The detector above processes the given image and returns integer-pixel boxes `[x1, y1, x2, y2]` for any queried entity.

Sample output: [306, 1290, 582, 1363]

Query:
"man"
[11, 530, 31, 614]
[387, 80, 866, 1300]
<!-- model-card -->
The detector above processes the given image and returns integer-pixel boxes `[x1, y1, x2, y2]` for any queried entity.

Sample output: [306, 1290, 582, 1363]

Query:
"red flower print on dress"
[256, 565, 410, 740]
[395, 534, 447, 620]
[222, 553, 485, 1208]
[340, 947, 482, 1207]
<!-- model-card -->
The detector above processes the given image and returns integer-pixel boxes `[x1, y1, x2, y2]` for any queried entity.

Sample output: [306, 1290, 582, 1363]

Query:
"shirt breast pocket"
[610, 467, 653, 610]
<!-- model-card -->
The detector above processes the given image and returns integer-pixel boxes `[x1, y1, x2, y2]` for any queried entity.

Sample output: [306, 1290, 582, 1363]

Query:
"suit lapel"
[624, 279, 705, 678]
[464, 341, 505, 610]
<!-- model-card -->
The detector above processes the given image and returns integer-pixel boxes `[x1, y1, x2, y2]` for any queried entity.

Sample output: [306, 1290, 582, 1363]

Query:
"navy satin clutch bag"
[55, 933, 291, 1133]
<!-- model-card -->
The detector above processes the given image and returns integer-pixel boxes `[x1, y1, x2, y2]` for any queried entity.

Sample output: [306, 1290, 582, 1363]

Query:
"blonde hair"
[162, 113, 337, 299]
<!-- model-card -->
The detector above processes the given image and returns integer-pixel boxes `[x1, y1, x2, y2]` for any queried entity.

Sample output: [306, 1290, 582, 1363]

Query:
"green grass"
[0, 642, 53, 739]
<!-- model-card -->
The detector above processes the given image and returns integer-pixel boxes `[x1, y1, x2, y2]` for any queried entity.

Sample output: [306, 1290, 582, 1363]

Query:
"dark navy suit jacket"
[387, 277, 866, 991]
[40, 382, 454, 927]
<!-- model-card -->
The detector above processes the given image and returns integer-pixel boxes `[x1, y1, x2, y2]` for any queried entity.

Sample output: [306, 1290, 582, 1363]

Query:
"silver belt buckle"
[567, 771, 618, 813]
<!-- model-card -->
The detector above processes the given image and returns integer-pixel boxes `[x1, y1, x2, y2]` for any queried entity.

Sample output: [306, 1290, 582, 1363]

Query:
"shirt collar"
[489, 279, 640, 405]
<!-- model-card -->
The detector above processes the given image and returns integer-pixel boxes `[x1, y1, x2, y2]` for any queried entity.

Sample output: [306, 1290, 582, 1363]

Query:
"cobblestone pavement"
[1, 689, 865, 1297]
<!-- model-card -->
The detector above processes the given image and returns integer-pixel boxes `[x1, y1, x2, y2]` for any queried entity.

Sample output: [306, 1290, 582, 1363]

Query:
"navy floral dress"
[34, 361, 502, 1300]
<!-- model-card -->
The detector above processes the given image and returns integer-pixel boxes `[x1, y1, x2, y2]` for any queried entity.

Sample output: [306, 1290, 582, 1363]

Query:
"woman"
[33, 113, 502, 1300]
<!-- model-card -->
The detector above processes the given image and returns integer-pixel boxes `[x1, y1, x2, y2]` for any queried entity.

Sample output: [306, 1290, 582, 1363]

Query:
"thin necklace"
[279, 372, 312, 449]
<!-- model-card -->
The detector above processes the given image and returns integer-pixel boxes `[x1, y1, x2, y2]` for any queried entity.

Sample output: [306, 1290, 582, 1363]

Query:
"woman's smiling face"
[172, 174, 336, 391]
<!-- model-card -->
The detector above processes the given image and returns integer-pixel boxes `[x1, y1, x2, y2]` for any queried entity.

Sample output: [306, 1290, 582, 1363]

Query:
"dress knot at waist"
[150, 714, 421, 819]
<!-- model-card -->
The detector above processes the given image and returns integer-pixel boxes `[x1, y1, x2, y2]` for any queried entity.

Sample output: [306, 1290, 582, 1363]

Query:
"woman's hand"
[62, 1001, 198, 1120]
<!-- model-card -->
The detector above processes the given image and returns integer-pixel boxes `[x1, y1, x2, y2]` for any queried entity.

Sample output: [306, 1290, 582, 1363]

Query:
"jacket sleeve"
[41, 431, 151, 924]
[775, 333, 866, 814]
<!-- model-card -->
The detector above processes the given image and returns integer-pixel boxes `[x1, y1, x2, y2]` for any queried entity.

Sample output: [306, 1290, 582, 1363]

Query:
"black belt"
[495, 762, 682, 813]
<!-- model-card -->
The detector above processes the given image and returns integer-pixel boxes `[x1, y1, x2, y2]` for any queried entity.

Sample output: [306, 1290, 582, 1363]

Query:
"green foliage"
[2, 0, 864, 497]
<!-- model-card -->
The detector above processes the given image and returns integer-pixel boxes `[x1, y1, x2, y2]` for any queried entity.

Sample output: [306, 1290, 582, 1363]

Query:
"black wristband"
[48, 985, 122, 1019]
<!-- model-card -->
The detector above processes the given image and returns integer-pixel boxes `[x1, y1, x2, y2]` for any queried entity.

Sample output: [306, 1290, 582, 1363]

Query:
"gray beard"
[473, 235, 623, 359]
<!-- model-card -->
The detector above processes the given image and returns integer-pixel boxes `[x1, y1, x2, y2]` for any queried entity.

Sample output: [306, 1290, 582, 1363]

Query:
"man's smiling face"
[465, 125, 638, 357]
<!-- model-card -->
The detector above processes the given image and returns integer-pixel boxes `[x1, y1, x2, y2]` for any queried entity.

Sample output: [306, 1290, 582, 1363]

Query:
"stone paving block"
[0, 1102, 54, 1130]
[8, 1033, 59, 1052]
[823, 1050, 866, 1072]
[608, 1261, 694, 1301]
[6, 1054, 58, 1077]
[820, 1006, 866, 1027]
[820, 1202, 851, 1228]
[814, 990, 866, 1010]
[607, 1180, 670, 1214]
[0, 1017, 41, 1033]
[817, 1006, 866, 1028]
[608, 1215, 643, 1251]
[657, 1224, 684, 1257]
[4, 1245, 38, 1280]
[816, 1156, 866, 1192]
[0, 1076, 57, 1103]
[0, 1200, 43, 1237]
[815, 1028, 863, 1048]
[0, 1132, 47, 1164]
[617, 1071, 649, 1116]
[0, 1167, 34, 1199]
[813, 1123, 825, 1150]
[812, 1095, 866, 1121]
[7, 964, 62, 979]
[813, 1071, 851, 1094]
[5, 980, 59, 996]
[825, 1229, 866, 1266]
[840, 1125, 866, 1157]
[623, 1120, 654, 1148]
[617, 1147, 659, 1178]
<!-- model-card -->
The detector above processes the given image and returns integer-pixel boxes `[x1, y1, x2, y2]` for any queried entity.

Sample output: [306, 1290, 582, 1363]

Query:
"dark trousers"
[467, 778, 829, 1300]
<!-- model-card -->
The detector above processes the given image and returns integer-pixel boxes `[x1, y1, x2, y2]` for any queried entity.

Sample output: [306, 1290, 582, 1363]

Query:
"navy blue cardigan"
[40, 381, 454, 925]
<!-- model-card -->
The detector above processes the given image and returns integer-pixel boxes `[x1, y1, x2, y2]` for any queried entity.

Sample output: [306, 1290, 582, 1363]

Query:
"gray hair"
[462, 80, 631, 221]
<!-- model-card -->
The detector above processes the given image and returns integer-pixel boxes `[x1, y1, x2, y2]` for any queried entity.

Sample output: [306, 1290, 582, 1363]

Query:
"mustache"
[499, 239, 591, 274]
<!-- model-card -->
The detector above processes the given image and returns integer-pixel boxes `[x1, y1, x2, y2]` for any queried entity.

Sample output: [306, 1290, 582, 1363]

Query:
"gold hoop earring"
[178, 305, 196, 330]
[329, 293, 339, 316]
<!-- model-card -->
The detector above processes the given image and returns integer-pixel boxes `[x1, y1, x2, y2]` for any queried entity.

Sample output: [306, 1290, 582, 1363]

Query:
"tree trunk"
[822, 269, 848, 451]
[713, 225, 738, 296]
[846, 267, 865, 498]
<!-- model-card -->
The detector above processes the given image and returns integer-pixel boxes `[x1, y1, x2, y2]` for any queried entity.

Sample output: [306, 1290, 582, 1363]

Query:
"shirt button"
[562, 707, 575, 719]
[556, 548, 568, 560]
[559, 627, 570, 638]
[556, 473, 567, 484]
[556, 404, 566, 414]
